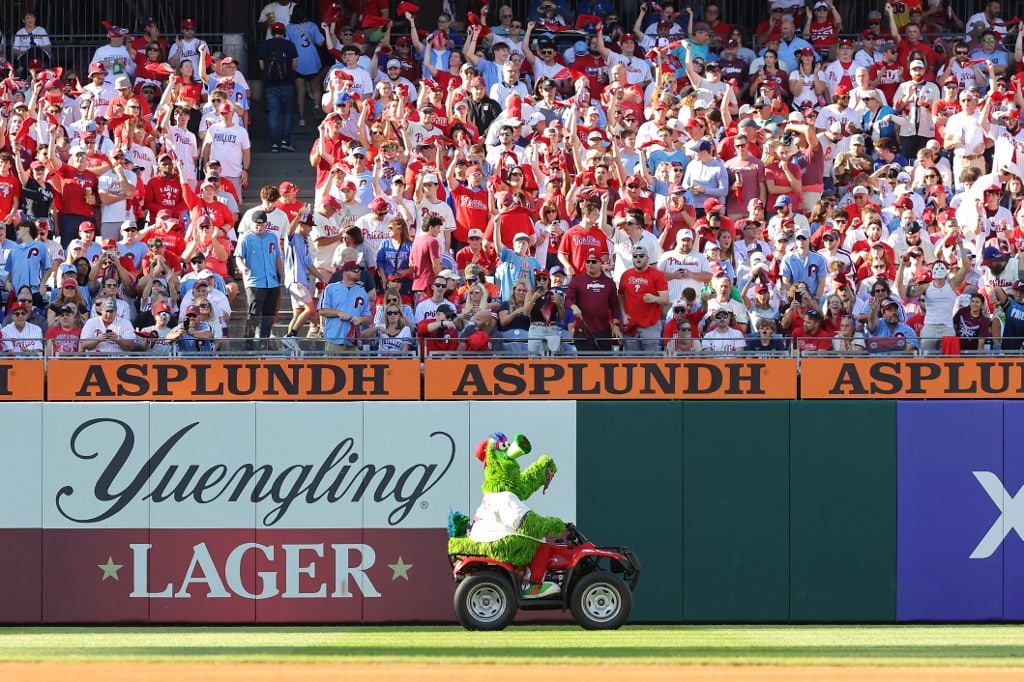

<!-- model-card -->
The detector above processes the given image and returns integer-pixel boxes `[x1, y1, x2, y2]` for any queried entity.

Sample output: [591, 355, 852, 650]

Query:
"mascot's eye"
[496, 440, 509, 451]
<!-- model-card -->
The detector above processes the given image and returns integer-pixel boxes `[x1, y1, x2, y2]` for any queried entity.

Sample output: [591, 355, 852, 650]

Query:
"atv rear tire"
[453, 571, 518, 631]
[570, 571, 632, 630]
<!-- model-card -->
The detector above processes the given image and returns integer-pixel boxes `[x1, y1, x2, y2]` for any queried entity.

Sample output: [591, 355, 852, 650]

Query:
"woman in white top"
[788, 48, 823, 110]
[12, 9, 51, 73]
[368, 303, 414, 354]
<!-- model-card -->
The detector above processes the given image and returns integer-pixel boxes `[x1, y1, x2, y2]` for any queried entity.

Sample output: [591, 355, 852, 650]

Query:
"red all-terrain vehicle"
[449, 523, 641, 630]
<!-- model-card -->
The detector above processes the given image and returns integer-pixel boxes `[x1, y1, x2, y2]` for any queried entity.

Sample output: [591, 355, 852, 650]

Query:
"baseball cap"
[774, 195, 792, 208]
[114, 76, 131, 89]
[368, 196, 390, 212]
[251, 209, 268, 224]
[422, 174, 439, 185]
[696, 139, 714, 153]
[101, 299, 118, 311]
[909, 60, 926, 70]
[513, 232, 531, 243]
[851, 186, 869, 196]
[467, 228, 485, 239]
[153, 303, 172, 315]
[279, 181, 300, 194]
[79, 221, 95, 233]
[631, 245, 649, 257]
[795, 226, 811, 239]
[851, 134, 866, 146]
[436, 303, 457, 318]
[101, 237, 117, 249]
[804, 308, 823, 319]
[982, 245, 1010, 266]
[703, 198, 724, 213]
[270, 21, 286, 33]
[679, 229, 695, 240]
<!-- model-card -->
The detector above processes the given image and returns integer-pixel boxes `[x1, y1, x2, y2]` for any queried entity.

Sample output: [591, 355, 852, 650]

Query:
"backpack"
[264, 47, 290, 82]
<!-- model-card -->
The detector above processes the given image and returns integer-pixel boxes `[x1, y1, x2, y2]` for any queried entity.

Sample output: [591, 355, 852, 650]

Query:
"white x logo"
[970, 471, 1024, 559]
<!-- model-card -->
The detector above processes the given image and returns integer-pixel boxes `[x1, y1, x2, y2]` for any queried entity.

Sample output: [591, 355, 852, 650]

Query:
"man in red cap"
[46, 146, 100, 250]
[817, 82, 860, 134]
[144, 152, 188, 222]
[821, 38, 857, 97]
[613, 176, 655, 227]
[309, 113, 349, 203]
[275, 181, 303, 223]
[168, 18, 209, 72]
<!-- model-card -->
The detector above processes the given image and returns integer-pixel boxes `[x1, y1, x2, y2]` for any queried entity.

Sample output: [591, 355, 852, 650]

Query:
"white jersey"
[203, 122, 251, 177]
[81, 316, 136, 352]
[657, 249, 711, 304]
[607, 52, 653, 85]
[98, 169, 137, 224]
[83, 82, 118, 118]
[165, 126, 200, 183]
[90, 44, 134, 85]
[354, 213, 390, 267]
[0, 322, 43, 353]
[309, 212, 342, 269]
[128, 144, 156, 185]
[820, 60, 857, 97]
[468, 491, 531, 543]
[238, 205, 289, 238]
[168, 37, 210, 74]
[340, 67, 374, 99]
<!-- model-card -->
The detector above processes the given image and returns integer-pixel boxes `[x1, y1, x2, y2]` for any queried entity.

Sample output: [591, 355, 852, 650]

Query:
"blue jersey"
[284, 232, 315, 288]
[236, 231, 281, 288]
[1002, 298, 1024, 351]
[286, 21, 325, 76]
[9, 240, 52, 290]
[495, 245, 541, 300]
[320, 281, 370, 346]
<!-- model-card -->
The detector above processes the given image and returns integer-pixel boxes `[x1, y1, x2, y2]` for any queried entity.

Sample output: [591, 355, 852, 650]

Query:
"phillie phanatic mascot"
[447, 432, 566, 598]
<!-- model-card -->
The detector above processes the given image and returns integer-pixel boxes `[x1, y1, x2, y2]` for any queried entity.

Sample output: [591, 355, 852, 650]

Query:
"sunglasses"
[387, 310, 400, 316]
[585, 259, 600, 264]
[12, 311, 27, 317]
[873, 289, 888, 294]
[432, 283, 447, 288]
[198, 303, 211, 309]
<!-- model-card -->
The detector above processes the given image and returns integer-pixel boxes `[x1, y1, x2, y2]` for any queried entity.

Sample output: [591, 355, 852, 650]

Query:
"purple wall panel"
[1003, 402, 1024, 620]
[897, 401, 1003, 622]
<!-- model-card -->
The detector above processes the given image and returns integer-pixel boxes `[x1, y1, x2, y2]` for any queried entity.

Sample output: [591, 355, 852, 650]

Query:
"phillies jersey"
[619, 267, 669, 327]
[145, 174, 188, 220]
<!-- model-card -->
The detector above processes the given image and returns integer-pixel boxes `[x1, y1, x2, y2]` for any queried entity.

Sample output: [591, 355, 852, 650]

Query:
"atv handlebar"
[565, 522, 585, 545]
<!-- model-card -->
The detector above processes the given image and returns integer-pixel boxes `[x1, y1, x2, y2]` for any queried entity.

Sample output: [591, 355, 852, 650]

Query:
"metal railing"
[11, 335, 1024, 359]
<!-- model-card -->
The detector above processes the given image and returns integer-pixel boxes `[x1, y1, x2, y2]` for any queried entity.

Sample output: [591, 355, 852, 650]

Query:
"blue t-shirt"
[320, 281, 370, 346]
[236, 231, 281, 289]
[285, 22, 324, 76]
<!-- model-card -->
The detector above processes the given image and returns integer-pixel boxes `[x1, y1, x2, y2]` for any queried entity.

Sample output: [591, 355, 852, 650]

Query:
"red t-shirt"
[455, 245, 499, 275]
[275, 198, 303, 223]
[410, 233, 441, 292]
[619, 267, 669, 327]
[54, 164, 99, 218]
[450, 184, 489, 244]
[791, 325, 834, 352]
[416, 318, 458, 355]
[0, 173, 21, 219]
[144, 174, 187, 219]
[45, 325, 82, 354]
[558, 224, 609, 274]
[484, 207, 536, 251]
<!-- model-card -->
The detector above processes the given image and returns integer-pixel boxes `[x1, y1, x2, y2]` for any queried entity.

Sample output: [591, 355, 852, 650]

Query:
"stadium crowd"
[2, 1, 1024, 357]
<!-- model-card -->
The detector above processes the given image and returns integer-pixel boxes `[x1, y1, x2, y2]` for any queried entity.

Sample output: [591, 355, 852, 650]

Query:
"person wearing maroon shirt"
[410, 216, 444, 300]
[618, 244, 670, 352]
[46, 146, 99, 250]
[566, 250, 622, 352]
[143, 152, 188, 222]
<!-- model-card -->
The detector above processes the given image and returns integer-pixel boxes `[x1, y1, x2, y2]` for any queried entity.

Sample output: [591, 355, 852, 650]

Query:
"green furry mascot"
[448, 432, 567, 599]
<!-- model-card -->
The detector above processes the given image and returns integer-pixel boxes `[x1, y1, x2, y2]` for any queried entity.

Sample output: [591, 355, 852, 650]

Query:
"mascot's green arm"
[515, 455, 557, 500]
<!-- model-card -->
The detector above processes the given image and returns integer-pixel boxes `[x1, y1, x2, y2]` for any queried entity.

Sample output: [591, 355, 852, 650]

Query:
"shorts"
[287, 282, 314, 308]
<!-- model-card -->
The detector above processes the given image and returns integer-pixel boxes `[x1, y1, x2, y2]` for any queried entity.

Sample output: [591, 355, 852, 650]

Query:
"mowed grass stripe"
[0, 626, 1023, 666]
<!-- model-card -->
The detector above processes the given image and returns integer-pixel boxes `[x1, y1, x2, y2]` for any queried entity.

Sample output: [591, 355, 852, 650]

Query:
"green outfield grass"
[0, 626, 1023, 666]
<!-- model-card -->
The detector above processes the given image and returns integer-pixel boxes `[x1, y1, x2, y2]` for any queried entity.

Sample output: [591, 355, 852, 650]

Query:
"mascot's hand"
[537, 455, 557, 476]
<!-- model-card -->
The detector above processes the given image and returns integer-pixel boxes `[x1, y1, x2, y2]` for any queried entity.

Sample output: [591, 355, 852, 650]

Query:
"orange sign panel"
[0, 360, 44, 401]
[423, 358, 797, 400]
[46, 358, 421, 401]
[801, 357, 1024, 399]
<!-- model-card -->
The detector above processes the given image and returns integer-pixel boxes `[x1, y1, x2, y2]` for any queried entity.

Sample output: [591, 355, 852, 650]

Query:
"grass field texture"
[0, 626, 1023, 667]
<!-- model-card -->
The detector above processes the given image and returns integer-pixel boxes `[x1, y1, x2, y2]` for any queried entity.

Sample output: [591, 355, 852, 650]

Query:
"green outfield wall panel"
[788, 401, 897, 622]
[682, 401, 790, 622]
[576, 401, 684, 622]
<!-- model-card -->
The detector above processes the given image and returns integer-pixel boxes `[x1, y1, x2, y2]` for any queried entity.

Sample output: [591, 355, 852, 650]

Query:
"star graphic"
[98, 556, 122, 581]
[388, 556, 413, 581]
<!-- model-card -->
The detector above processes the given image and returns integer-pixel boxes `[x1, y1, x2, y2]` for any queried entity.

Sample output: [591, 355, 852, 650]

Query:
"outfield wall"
[0, 400, 1017, 623]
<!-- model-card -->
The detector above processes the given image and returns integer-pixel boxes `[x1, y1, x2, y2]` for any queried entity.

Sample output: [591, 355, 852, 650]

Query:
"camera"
[781, 132, 796, 147]
[886, 166, 900, 179]
[795, 291, 803, 303]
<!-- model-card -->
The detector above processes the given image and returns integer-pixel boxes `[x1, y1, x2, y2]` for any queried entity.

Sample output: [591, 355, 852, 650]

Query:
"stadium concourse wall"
[2, 357, 1024, 623]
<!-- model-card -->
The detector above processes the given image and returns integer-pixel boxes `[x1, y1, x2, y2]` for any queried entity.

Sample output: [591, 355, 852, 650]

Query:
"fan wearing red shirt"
[484, 192, 535, 251]
[143, 152, 188, 221]
[140, 210, 189, 259]
[182, 178, 234, 230]
[558, 192, 610, 277]
[612, 176, 655, 229]
[47, 145, 99, 249]
[449, 163, 489, 249]
[0, 153, 21, 224]
[656, 185, 698, 250]
[806, 2, 841, 53]
[416, 302, 460, 356]
[790, 308, 834, 352]
[618, 244, 670, 352]
[309, 112, 350, 199]
[275, 181, 304, 223]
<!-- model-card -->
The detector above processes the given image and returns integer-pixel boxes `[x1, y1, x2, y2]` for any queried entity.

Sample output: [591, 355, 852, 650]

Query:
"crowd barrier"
[8, 350, 1024, 400]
